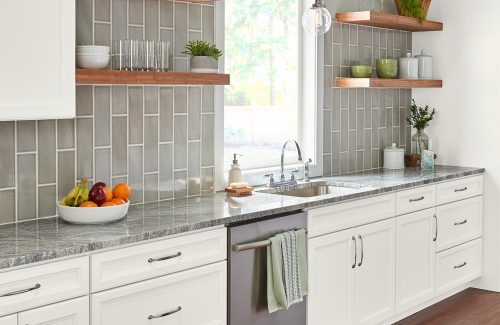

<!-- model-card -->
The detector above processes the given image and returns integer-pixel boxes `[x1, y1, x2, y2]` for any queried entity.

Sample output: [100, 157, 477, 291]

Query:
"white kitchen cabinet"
[355, 219, 396, 325]
[18, 296, 89, 325]
[0, 315, 16, 325]
[396, 208, 436, 313]
[308, 228, 356, 325]
[0, 0, 75, 120]
[91, 261, 226, 325]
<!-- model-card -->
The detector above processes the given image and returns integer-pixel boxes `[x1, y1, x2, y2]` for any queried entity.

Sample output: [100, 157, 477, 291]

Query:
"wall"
[0, 0, 217, 224]
[322, 21, 412, 176]
[413, 0, 500, 291]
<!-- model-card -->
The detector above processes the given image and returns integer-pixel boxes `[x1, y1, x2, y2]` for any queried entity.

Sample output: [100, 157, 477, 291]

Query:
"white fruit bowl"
[76, 54, 110, 69]
[57, 201, 130, 224]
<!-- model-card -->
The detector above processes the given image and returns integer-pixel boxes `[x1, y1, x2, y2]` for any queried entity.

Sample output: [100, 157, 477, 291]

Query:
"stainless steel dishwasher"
[228, 211, 307, 325]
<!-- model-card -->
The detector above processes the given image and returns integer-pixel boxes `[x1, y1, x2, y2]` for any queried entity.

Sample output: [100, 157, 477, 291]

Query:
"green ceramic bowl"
[351, 66, 373, 78]
[376, 59, 398, 79]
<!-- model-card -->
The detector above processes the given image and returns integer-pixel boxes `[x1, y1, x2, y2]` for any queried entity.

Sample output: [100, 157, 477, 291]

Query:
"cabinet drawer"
[91, 261, 227, 325]
[436, 239, 482, 295]
[91, 228, 226, 292]
[0, 315, 16, 325]
[396, 185, 436, 215]
[437, 175, 483, 205]
[0, 256, 89, 317]
[436, 197, 483, 252]
[18, 296, 89, 325]
[307, 193, 396, 238]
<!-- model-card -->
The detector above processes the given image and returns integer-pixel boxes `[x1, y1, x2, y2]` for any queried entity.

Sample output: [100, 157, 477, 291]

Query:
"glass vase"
[411, 130, 429, 155]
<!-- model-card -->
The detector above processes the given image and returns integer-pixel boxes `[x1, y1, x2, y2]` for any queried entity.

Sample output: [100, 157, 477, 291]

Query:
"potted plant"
[406, 99, 436, 155]
[395, 0, 431, 21]
[182, 40, 223, 73]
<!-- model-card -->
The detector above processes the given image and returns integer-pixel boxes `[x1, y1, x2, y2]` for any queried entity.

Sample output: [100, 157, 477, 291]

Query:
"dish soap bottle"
[228, 154, 243, 186]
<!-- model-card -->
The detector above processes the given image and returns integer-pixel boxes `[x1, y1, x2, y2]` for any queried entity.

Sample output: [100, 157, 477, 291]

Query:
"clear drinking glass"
[145, 41, 156, 71]
[129, 40, 141, 71]
[112, 40, 129, 70]
[155, 41, 170, 72]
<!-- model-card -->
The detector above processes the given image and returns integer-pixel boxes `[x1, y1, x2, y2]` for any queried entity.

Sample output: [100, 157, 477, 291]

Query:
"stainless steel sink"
[259, 181, 366, 198]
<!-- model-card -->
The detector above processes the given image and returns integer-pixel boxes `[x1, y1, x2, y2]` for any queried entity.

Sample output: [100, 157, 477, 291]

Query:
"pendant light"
[302, 0, 332, 36]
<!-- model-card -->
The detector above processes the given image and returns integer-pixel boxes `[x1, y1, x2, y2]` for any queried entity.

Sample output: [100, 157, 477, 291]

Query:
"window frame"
[214, 0, 324, 190]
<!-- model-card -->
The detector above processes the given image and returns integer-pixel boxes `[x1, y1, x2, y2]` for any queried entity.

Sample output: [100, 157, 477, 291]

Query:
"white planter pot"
[189, 56, 219, 73]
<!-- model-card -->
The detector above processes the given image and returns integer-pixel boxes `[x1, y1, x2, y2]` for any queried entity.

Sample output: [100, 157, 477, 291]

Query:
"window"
[224, 0, 301, 170]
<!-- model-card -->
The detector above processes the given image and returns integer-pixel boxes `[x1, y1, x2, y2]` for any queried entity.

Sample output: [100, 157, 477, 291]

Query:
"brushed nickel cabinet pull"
[454, 187, 468, 192]
[148, 252, 182, 263]
[148, 306, 182, 320]
[454, 219, 468, 226]
[454, 262, 467, 269]
[433, 214, 438, 242]
[357, 235, 364, 267]
[352, 236, 357, 269]
[409, 196, 425, 203]
[0, 283, 41, 297]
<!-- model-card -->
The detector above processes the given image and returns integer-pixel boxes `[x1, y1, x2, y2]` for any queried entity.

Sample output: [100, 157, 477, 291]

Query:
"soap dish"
[225, 187, 254, 197]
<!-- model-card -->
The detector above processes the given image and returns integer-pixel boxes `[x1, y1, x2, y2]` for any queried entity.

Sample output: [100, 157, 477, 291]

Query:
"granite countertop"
[0, 166, 484, 270]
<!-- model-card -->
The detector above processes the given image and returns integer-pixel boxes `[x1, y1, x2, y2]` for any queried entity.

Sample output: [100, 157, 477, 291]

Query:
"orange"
[111, 198, 126, 205]
[80, 201, 98, 208]
[113, 183, 131, 200]
[100, 202, 116, 207]
[103, 187, 113, 202]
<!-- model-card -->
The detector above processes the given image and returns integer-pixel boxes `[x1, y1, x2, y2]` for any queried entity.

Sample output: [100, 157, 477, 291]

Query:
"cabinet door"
[18, 296, 89, 325]
[0, 0, 75, 120]
[92, 262, 226, 325]
[0, 315, 16, 325]
[355, 219, 396, 325]
[396, 208, 436, 314]
[308, 228, 356, 325]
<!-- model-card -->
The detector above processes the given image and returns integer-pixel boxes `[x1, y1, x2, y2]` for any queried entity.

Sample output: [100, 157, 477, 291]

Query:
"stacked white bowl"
[76, 45, 110, 69]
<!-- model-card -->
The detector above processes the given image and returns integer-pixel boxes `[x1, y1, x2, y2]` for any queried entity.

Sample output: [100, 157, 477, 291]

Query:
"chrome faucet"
[263, 140, 303, 187]
[304, 158, 312, 182]
[280, 140, 302, 182]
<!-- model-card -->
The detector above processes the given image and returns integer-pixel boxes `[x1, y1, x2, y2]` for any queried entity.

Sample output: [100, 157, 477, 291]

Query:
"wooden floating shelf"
[76, 69, 230, 85]
[336, 78, 442, 89]
[335, 11, 443, 32]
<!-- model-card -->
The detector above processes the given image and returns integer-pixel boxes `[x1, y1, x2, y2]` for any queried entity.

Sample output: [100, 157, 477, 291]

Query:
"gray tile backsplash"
[323, 22, 413, 176]
[0, 0, 216, 224]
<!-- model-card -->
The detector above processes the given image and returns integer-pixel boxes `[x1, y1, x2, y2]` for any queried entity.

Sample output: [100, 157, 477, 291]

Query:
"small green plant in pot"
[395, 0, 427, 22]
[406, 99, 436, 155]
[183, 40, 223, 73]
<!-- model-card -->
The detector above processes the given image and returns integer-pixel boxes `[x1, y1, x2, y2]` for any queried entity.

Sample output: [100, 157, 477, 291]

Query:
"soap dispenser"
[228, 154, 243, 186]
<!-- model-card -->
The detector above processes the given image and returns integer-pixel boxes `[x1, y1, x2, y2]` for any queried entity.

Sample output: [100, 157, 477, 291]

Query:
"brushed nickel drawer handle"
[454, 262, 467, 269]
[352, 236, 357, 269]
[454, 187, 468, 192]
[0, 283, 41, 297]
[357, 235, 364, 267]
[148, 306, 182, 320]
[454, 219, 468, 226]
[433, 214, 438, 242]
[148, 252, 182, 263]
[409, 196, 425, 203]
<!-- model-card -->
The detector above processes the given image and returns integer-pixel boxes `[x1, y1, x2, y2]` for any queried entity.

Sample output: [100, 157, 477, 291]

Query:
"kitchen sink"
[259, 181, 367, 198]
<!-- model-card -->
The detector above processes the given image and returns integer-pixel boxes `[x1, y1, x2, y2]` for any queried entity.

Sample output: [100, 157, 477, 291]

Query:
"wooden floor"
[396, 288, 500, 325]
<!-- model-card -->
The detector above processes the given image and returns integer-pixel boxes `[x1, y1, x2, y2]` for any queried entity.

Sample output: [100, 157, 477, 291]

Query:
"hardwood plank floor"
[396, 288, 500, 325]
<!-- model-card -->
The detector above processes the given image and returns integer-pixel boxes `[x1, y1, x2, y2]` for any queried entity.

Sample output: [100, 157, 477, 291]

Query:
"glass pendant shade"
[302, 3, 332, 36]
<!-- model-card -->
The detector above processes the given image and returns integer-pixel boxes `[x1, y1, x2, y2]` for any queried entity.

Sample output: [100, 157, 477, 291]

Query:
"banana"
[60, 178, 89, 207]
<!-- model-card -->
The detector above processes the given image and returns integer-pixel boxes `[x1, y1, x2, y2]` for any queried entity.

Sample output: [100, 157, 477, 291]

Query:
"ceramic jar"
[383, 143, 405, 170]
[399, 51, 418, 79]
[415, 50, 433, 79]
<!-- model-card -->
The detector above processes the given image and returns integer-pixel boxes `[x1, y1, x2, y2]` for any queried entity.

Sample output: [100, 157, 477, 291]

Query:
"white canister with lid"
[383, 143, 405, 169]
[415, 50, 433, 79]
[399, 51, 418, 79]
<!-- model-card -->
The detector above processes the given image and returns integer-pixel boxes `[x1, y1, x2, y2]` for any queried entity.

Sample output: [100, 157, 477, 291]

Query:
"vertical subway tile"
[95, 148, 111, 186]
[202, 114, 214, 166]
[129, 146, 144, 203]
[201, 5, 214, 43]
[95, 86, 111, 147]
[188, 87, 201, 140]
[57, 119, 75, 150]
[112, 116, 128, 176]
[159, 143, 173, 200]
[0, 190, 15, 224]
[174, 115, 187, 169]
[145, 0, 160, 40]
[323, 110, 332, 154]
[145, 86, 159, 114]
[201, 167, 213, 193]
[38, 120, 56, 185]
[129, 26, 144, 40]
[38, 185, 56, 218]
[0, 122, 15, 188]
[340, 110, 348, 152]
[364, 129, 372, 169]
[17, 154, 36, 221]
[189, 4, 202, 30]
[323, 154, 332, 177]
[144, 116, 159, 172]
[340, 152, 349, 174]
[76, 118, 94, 179]
[356, 151, 364, 171]
[188, 142, 201, 196]
[202, 86, 214, 113]
[189, 31, 202, 42]
[95, 0, 111, 22]
[76, 0, 93, 45]
[16, 121, 36, 152]
[174, 87, 188, 113]
[129, 0, 144, 25]
[129, 86, 144, 145]
[58, 150, 76, 199]
[348, 130, 356, 172]
[174, 59, 188, 72]
[76, 86, 93, 116]
[145, 173, 159, 202]
[112, 0, 128, 40]
[356, 109, 364, 150]
[175, 2, 188, 56]
[174, 170, 187, 198]
[112, 86, 128, 114]
[94, 23, 111, 47]
[160, 87, 174, 142]
[324, 29, 332, 66]
[160, 0, 174, 28]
